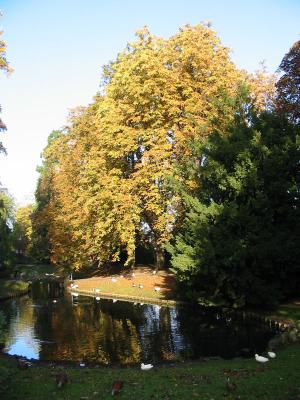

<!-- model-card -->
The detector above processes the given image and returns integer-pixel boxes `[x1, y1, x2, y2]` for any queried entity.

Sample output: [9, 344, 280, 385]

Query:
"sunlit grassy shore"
[0, 280, 29, 300]
[0, 343, 299, 400]
[70, 268, 177, 304]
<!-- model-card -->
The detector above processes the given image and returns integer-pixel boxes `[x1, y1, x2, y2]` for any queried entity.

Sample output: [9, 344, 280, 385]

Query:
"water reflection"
[0, 282, 276, 365]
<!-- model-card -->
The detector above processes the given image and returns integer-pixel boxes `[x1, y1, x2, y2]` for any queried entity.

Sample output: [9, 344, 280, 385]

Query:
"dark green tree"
[168, 111, 300, 308]
[0, 190, 14, 271]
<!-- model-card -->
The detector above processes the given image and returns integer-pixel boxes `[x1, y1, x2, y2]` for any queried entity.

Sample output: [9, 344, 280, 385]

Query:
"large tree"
[0, 22, 13, 269]
[36, 24, 274, 271]
[12, 204, 34, 261]
[167, 105, 300, 307]
[0, 26, 13, 153]
[30, 130, 64, 264]
[0, 190, 14, 269]
[276, 40, 300, 124]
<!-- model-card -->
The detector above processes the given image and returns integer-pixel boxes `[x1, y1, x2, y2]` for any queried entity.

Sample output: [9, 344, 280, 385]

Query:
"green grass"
[77, 284, 168, 301]
[0, 343, 299, 399]
[0, 280, 29, 298]
[266, 301, 300, 326]
[13, 264, 57, 280]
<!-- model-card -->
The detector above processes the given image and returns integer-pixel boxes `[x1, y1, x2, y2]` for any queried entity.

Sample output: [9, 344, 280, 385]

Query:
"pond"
[0, 281, 276, 365]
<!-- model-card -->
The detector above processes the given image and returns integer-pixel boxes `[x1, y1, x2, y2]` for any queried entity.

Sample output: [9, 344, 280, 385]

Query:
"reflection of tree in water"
[2, 282, 276, 364]
[175, 306, 274, 359]
[138, 305, 185, 363]
[37, 295, 144, 364]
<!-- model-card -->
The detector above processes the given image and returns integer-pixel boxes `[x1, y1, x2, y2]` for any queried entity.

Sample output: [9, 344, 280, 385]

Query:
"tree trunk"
[155, 244, 165, 271]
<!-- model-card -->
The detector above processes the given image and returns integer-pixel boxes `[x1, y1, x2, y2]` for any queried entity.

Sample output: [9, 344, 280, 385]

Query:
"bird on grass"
[16, 357, 32, 370]
[71, 283, 78, 289]
[111, 278, 117, 283]
[138, 284, 144, 289]
[268, 351, 276, 358]
[154, 287, 160, 292]
[255, 354, 269, 363]
[111, 380, 124, 396]
[141, 363, 153, 370]
[226, 377, 237, 392]
[55, 372, 69, 388]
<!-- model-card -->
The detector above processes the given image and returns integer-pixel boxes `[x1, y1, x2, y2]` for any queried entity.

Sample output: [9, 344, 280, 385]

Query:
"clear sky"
[0, 0, 299, 205]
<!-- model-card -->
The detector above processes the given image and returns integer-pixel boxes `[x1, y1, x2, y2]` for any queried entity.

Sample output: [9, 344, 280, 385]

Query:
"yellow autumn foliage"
[38, 24, 274, 270]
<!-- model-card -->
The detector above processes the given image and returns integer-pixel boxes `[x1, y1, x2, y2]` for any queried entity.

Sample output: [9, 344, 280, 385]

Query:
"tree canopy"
[276, 40, 300, 124]
[35, 24, 273, 272]
[167, 106, 300, 307]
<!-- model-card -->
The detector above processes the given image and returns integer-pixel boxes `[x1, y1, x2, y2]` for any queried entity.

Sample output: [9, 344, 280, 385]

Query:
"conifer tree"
[167, 103, 300, 307]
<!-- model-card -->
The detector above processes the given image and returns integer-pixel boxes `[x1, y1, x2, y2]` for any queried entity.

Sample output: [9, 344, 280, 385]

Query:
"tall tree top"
[276, 40, 300, 123]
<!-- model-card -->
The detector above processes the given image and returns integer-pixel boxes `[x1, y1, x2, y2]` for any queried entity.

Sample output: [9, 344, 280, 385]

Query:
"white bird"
[113, 299, 117, 303]
[79, 362, 85, 367]
[112, 278, 117, 283]
[255, 354, 269, 363]
[95, 297, 100, 301]
[154, 287, 161, 292]
[53, 300, 57, 303]
[152, 270, 157, 274]
[141, 363, 153, 370]
[268, 351, 276, 358]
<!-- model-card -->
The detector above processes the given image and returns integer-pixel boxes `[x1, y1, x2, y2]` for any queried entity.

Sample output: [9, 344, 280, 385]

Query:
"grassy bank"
[0, 343, 299, 400]
[0, 280, 29, 300]
[268, 301, 300, 325]
[13, 264, 57, 280]
[70, 268, 176, 303]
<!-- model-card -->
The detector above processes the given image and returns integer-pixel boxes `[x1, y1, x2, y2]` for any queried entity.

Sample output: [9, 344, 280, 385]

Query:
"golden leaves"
[37, 23, 274, 269]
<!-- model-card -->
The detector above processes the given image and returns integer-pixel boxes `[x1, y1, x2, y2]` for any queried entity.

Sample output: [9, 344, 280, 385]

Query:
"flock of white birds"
[255, 351, 276, 363]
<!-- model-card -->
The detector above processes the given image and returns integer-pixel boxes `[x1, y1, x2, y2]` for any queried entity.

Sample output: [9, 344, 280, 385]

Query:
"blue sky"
[0, 0, 299, 204]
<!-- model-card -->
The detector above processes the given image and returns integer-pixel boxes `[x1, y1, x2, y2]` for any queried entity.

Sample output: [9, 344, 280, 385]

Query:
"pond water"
[0, 281, 276, 365]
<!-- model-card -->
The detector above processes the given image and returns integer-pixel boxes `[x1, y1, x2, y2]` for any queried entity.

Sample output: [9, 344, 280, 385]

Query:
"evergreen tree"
[168, 110, 300, 307]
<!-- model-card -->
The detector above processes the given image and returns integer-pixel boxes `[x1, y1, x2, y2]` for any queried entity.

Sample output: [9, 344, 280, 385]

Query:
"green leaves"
[168, 111, 300, 307]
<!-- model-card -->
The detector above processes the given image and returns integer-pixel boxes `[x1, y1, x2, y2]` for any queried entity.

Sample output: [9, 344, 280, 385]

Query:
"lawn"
[0, 343, 299, 400]
[13, 264, 57, 280]
[70, 267, 176, 303]
[268, 301, 300, 325]
[0, 279, 29, 299]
